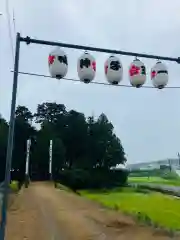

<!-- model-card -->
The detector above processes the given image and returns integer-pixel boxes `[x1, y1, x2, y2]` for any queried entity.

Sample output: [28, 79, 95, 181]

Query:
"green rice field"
[128, 176, 180, 186]
[81, 188, 180, 231]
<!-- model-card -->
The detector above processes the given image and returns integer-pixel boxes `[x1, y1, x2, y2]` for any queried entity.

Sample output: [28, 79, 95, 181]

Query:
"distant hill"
[127, 158, 180, 170]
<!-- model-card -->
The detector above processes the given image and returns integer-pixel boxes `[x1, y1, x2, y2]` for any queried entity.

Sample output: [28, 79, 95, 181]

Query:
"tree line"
[0, 102, 128, 189]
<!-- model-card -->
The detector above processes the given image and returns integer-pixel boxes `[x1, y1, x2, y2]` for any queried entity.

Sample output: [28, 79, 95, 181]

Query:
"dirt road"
[5, 182, 179, 239]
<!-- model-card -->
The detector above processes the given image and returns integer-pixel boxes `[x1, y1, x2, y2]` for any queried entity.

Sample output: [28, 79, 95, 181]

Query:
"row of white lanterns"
[48, 47, 169, 89]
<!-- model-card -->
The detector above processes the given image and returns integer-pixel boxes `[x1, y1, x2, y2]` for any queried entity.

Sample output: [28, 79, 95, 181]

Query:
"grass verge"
[0, 181, 19, 222]
[55, 182, 73, 192]
[80, 187, 180, 231]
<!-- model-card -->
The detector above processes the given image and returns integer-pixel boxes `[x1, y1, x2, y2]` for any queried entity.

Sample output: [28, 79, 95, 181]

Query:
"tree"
[103, 134, 126, 168]
[52, 137, 66, 179]
[15, 106, 33, 123]
[86, 113, 126, 169]
[34, 102, 66, 124]
[0, 101, 128, 188]
[62, 110, 88, 169]
[30, 126, 50, 180]
[0, 116, 8, 181]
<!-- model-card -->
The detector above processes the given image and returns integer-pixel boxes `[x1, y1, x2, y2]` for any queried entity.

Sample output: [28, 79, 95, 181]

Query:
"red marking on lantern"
[92, 61, 96, 71]
[48, 55, 55, 65]
[129, 64, 140, 77]
[105, 64, 108, 74]
[151, 70, 156, 79]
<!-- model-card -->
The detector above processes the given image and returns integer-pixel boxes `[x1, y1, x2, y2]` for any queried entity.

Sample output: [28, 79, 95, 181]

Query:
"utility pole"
[25, 139, 31, 188]
[177, 152, 180, 167]
[49, 140, 53, 181]
[0, 33, 20, 240]
[168, 159, 172, 172]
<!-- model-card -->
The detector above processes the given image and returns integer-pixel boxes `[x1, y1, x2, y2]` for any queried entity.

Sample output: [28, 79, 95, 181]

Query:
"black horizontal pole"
[20, 34, 180, 63]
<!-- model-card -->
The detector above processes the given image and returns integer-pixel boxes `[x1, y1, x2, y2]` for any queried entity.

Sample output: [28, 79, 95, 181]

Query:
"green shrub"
[57, 168, 128, 190]
[9, 181, 19, 192]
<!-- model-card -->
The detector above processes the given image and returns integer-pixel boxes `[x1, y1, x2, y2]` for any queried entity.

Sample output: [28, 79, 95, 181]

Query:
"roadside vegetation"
[128, 168, 180, 186]
[9, 180, 20, 192]
[80, 187, 180, 232]
[128, 176, 180, 186]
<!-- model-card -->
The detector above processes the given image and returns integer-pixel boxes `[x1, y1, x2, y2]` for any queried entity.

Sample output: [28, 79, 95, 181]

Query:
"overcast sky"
[1, 0, 180, 164]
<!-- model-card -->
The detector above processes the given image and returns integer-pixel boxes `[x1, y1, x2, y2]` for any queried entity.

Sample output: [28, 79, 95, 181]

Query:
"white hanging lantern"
[151, 61, 168, 89]
[104, 55, 123, 85]
[48, 47, 68, 79]
[129, 59, 146, 88]
[77, 51, 96, 83]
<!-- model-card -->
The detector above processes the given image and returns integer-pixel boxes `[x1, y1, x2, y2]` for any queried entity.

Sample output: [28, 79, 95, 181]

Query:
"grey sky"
[1, 0, 180, 164]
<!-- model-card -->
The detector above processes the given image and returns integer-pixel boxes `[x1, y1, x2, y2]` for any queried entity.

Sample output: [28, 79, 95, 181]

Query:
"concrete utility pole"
[49, 140, 53, 180]
[25, 139, 31, 186]
[177, 152, 180, 167]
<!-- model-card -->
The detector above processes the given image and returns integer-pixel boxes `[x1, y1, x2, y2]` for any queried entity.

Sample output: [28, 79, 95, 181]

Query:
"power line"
[12, 8, 16, 36]
[5, 0, 14, 63]
[11, 70, 180, 89]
